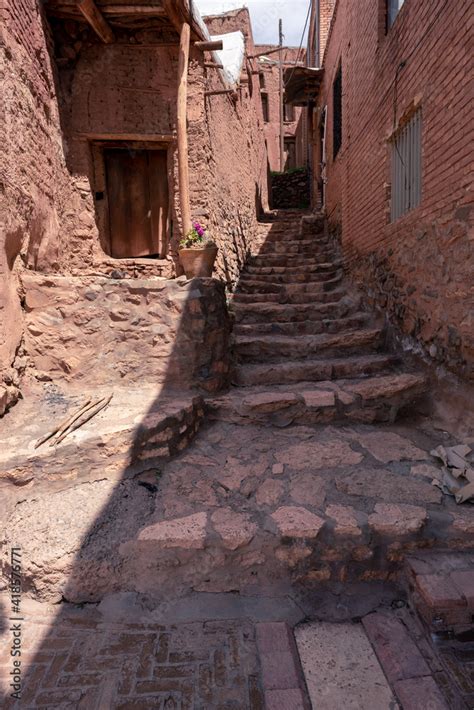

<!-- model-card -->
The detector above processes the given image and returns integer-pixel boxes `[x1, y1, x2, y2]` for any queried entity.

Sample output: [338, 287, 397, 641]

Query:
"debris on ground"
[34, 395, 113, 449]
[430, 444, 474, 503]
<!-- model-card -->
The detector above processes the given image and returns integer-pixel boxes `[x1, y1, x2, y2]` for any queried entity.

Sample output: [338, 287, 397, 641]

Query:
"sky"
[195, 0, 310, 46]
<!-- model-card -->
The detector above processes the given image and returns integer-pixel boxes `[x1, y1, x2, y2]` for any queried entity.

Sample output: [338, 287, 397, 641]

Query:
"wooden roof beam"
[161, 0, 206, 40]
[78, 0, 115, 43]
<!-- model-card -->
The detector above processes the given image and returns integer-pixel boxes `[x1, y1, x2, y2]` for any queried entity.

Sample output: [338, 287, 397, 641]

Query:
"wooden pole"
[194, 40, 224, 51]
[78, 0, 115, 44]
[279, 19, 284, 172]
[248, 46, 289, 59]
[177, 22, 192, 237]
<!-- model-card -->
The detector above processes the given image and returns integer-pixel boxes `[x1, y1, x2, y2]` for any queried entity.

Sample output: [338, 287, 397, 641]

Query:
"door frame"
[89, 135, 175, 259]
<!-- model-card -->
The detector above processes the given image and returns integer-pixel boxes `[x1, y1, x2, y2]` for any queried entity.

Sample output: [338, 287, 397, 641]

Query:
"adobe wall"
[316, 0, 473, 381]
[1, 0, 76, 413]
[190, 8, 269, 285]
[254, 44, 307, 172]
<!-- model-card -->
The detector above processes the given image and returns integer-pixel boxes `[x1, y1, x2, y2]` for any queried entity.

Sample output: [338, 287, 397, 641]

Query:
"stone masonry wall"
[271, 168, 310, 209]
[22, 274, 231, 393]
[315, 0, 474, 380]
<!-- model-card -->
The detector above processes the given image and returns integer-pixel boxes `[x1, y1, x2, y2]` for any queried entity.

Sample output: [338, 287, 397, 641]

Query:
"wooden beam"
[204, 89, 237, 97]
[248, 46, 289, 59]
[194, 40, 223, 52]
[78, 0, 114, 43]
[177, 22, 192, 236]
[161, 0, 183, 32]
[77, 132, 175, 142]
[100, 5, 167, 16]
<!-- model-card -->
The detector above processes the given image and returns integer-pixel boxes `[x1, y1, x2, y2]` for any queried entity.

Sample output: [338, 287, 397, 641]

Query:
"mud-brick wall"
[0, 0, 80, 414]
[22, 274, 231, 393]
[317, 0, 474, 381]
[54, 22, 180, 273]
[190, 8, 269, 287]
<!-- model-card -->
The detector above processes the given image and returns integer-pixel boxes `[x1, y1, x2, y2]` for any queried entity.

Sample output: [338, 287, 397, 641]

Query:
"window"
[284, 102, 295, 122]
[387, 0, 405, 29]
[390, 109, 422, 221]
[332, 64, 342, 159]
[284, 137, 296, 170]
[259, 72, 265, 89]
[261, 92, 269, 122]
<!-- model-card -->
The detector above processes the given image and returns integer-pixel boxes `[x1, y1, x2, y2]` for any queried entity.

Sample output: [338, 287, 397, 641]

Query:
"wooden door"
[105, 148, 169, 258]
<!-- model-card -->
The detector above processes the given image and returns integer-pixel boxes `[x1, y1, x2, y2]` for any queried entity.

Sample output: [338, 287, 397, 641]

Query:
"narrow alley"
[1, 0, 473, 709]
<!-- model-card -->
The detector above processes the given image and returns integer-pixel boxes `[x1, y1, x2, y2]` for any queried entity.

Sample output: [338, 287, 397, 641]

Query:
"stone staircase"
[221, 210, 428, 425]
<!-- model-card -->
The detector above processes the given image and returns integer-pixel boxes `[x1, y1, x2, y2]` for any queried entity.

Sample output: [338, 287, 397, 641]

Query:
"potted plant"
[178, 221, 218, 278]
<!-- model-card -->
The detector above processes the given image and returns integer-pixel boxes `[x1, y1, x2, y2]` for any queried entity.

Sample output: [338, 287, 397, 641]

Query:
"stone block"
[368, 503, 427, 536]
[450, 570, 474, 606]
[137, 513, 207, 550]
[210, 509, 257, 550]
[271, 507, 325, 539]
[415, 573, 466, 609]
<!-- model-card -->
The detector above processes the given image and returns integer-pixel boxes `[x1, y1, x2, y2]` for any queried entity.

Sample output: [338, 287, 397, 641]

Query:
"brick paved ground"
[0, 604, 265, 709]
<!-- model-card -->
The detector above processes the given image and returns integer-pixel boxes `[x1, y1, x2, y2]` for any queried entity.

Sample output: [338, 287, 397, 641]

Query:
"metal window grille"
[391, 109, 422, 221]
[333, 65, 342, 159]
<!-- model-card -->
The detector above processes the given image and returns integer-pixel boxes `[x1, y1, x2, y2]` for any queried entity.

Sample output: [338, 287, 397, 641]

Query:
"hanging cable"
[284, 0, 312, 88]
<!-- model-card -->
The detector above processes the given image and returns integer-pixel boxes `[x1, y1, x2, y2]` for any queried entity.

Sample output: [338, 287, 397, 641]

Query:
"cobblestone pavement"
[0, 604, 264, 709]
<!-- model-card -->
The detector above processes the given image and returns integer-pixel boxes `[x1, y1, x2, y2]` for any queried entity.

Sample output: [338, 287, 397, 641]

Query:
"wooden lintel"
[100, 5, 166, 16]
[204, 62, 223, 69]
[78, 0, 114, 43]
[195, 40, 223, 52]
[78, 133, 176, 142]
[204, 89, 237, 97]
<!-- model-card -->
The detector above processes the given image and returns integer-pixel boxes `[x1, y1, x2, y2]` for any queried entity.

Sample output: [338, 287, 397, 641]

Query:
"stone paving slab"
[3, 419, 474, 604]
[295, 621, 397, 709]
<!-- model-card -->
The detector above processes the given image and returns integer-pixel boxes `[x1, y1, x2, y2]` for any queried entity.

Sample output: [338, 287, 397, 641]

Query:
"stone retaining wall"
[271, 169, 310, 209]
[22, 273, 231, 392]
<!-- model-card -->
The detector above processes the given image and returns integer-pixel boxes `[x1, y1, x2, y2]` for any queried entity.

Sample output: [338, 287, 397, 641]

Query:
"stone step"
[233, 313, 371, 336]
[259, 235, 335, 254]
[232, 296, 358, 323]
[232, 286, 347, 305]
[232, 352, 398, 387]
[234, 328, 384, 363]
[300, 214, 326, 234]
[237, 278, 338, 296]
[214, 371, 428, 425]
[247, 254, 341, 268]
[243, 263, 341, 277]
[237, 273, 343, 294]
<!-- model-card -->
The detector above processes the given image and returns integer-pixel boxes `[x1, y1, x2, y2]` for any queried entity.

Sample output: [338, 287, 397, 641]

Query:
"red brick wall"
[319, 0, 336, 62]
[315, 0, 473, 380]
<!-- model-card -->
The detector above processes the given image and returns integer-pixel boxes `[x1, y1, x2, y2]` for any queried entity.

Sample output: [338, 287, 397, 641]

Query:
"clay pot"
[178, 246, 218, 278]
